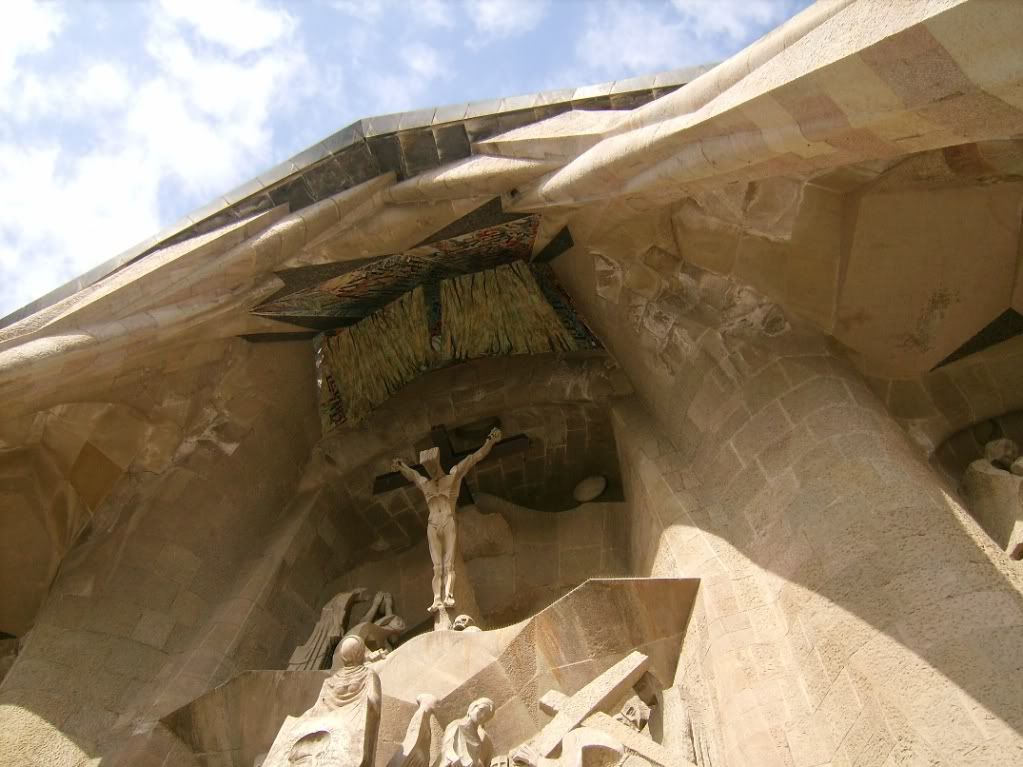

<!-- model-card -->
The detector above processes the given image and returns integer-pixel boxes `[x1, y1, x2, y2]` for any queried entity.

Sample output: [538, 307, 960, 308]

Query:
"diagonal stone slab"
[532, 650, 648, 757]
[538, 688, 692, 767]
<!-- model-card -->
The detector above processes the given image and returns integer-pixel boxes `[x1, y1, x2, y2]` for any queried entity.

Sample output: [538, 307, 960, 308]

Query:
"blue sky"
[0, 0, 810, 318]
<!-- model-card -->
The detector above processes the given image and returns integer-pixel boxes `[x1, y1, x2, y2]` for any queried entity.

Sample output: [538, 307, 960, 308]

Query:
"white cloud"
[364, 41, 451, 114]
[575, 1, 705, 78]
[670, 0, 798, 42]
[463, 0, 548, 44]
[158, 0, 298, 55]
[416, 0, 456, 28]
[327, 0, 386, 23]
[77, 62, 133, 109]
[0, 0, 64, 95]
[328, 0, 454, 28]
[403, 42, 447, 81]
[9, 62, 132, 122]
[0, 0, 312, 317]
[321, 2, 454, 115]
[0, 142, 161, 314]
[573, 0, 801, 81]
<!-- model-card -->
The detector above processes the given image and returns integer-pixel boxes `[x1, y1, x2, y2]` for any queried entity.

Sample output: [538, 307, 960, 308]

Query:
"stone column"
[556, 248, 1023, 766]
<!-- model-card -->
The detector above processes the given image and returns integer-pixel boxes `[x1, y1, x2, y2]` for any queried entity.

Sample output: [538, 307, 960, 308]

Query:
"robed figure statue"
[438, 697, 495, 767]
[262, 636, 382, 767]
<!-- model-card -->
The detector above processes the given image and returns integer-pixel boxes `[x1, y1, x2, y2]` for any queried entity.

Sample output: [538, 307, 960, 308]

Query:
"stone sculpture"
[501, 729, 624, 767]
[572, 475, 607, 503]
[392, 427, 502, 612]
[336, 591, 406, 664]
[451, 614, 482, 633]
[437, 697, 495, 767]
[289, 589, 365, 671]
[263, 636, 381, 767]
[614, 697, 651, 733]
[533, 652, 694, 767]
[984, 438, 1019, 470]
[386, 693, 437, 767]
[961, 438, 1023, 553]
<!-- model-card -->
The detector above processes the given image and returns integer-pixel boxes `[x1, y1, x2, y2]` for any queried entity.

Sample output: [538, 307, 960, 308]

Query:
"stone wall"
[312, 353, 629, 556]
[320, 496, 626, 635]
[5, 199, 1022, 766]
[0, 399, 194, 637]
[42, 352, 633, 763]
[861, 335, 1023, 457]
[0, 338, 322, 767]
[245, 354, 631, 672]
[553, 207, 1023, 766]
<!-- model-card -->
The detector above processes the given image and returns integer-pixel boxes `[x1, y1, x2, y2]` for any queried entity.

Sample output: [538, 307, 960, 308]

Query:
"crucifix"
[374, 422, 529, 613]
[372, 423, 530, 506]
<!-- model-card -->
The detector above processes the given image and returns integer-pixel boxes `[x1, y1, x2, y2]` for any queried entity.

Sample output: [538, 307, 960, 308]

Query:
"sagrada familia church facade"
[2, 1, 1023, 765]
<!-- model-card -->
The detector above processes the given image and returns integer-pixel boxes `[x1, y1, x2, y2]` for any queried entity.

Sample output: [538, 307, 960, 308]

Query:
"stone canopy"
[3, 2, 1023, 767]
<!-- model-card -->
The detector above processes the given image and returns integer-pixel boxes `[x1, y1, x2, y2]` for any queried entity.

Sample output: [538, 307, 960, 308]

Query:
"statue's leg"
[442, 521, 457, 607]
[426, 524, 444, 612]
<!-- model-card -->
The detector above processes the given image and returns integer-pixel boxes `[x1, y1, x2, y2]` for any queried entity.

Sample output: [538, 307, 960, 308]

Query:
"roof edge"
[0, 64, 710, 329]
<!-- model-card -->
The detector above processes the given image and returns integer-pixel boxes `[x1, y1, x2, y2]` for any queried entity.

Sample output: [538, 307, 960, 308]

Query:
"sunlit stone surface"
[3, 3, 1023, 765]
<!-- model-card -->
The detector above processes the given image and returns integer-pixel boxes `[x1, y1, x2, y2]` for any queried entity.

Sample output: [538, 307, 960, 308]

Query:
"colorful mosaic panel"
[252, 213, 539, 330]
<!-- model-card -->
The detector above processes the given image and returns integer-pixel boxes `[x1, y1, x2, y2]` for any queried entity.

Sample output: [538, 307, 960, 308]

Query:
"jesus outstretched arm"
[452, 428, 502, 480]
[392, 458, 427, 486]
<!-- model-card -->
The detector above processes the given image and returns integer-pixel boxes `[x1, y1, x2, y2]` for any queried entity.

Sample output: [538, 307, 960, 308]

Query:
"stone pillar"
[555, 248, 1023, 766]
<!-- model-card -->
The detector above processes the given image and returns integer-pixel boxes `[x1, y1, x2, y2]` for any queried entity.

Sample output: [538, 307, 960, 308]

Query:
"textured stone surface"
[554, 230, 1023, 765]
[324, 497, 625, 631]
[537, 690, 681, 767]
[961, 459, 1023, 551]
[163, 578, 698, 766]
[0, 339, 322, 766]
[262, 636, 381, 767]
[531, 650, 647, 757]
[4, 3, 1023, 765]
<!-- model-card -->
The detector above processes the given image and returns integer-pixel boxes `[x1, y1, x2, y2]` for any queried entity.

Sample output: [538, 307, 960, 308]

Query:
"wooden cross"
[372, 422, 529, 507]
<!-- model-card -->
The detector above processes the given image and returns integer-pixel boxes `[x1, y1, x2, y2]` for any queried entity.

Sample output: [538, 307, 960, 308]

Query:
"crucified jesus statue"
[392, 427, 502, 613]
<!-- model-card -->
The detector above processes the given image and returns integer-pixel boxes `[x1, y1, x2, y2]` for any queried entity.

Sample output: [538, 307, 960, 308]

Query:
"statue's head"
[418, 446, 444, 479]
[452, 614, 475, 631]
[620, 700, 651, 731]
[615, 696, 652, 732]
[985, 438, 1020, 470]
[381, 614, 406, 634]
[468, 697, 495, 724]
[337, 636, 366, 667]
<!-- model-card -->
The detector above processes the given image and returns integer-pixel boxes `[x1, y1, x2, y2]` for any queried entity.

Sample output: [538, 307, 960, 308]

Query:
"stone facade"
[2, 2, 1023, 766]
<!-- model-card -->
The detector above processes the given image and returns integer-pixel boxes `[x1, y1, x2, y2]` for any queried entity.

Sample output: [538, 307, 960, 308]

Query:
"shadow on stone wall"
[553, 235, 1023, 765]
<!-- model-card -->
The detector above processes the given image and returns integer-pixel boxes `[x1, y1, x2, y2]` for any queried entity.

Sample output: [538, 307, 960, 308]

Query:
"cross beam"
[372, 422, 529, 506]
